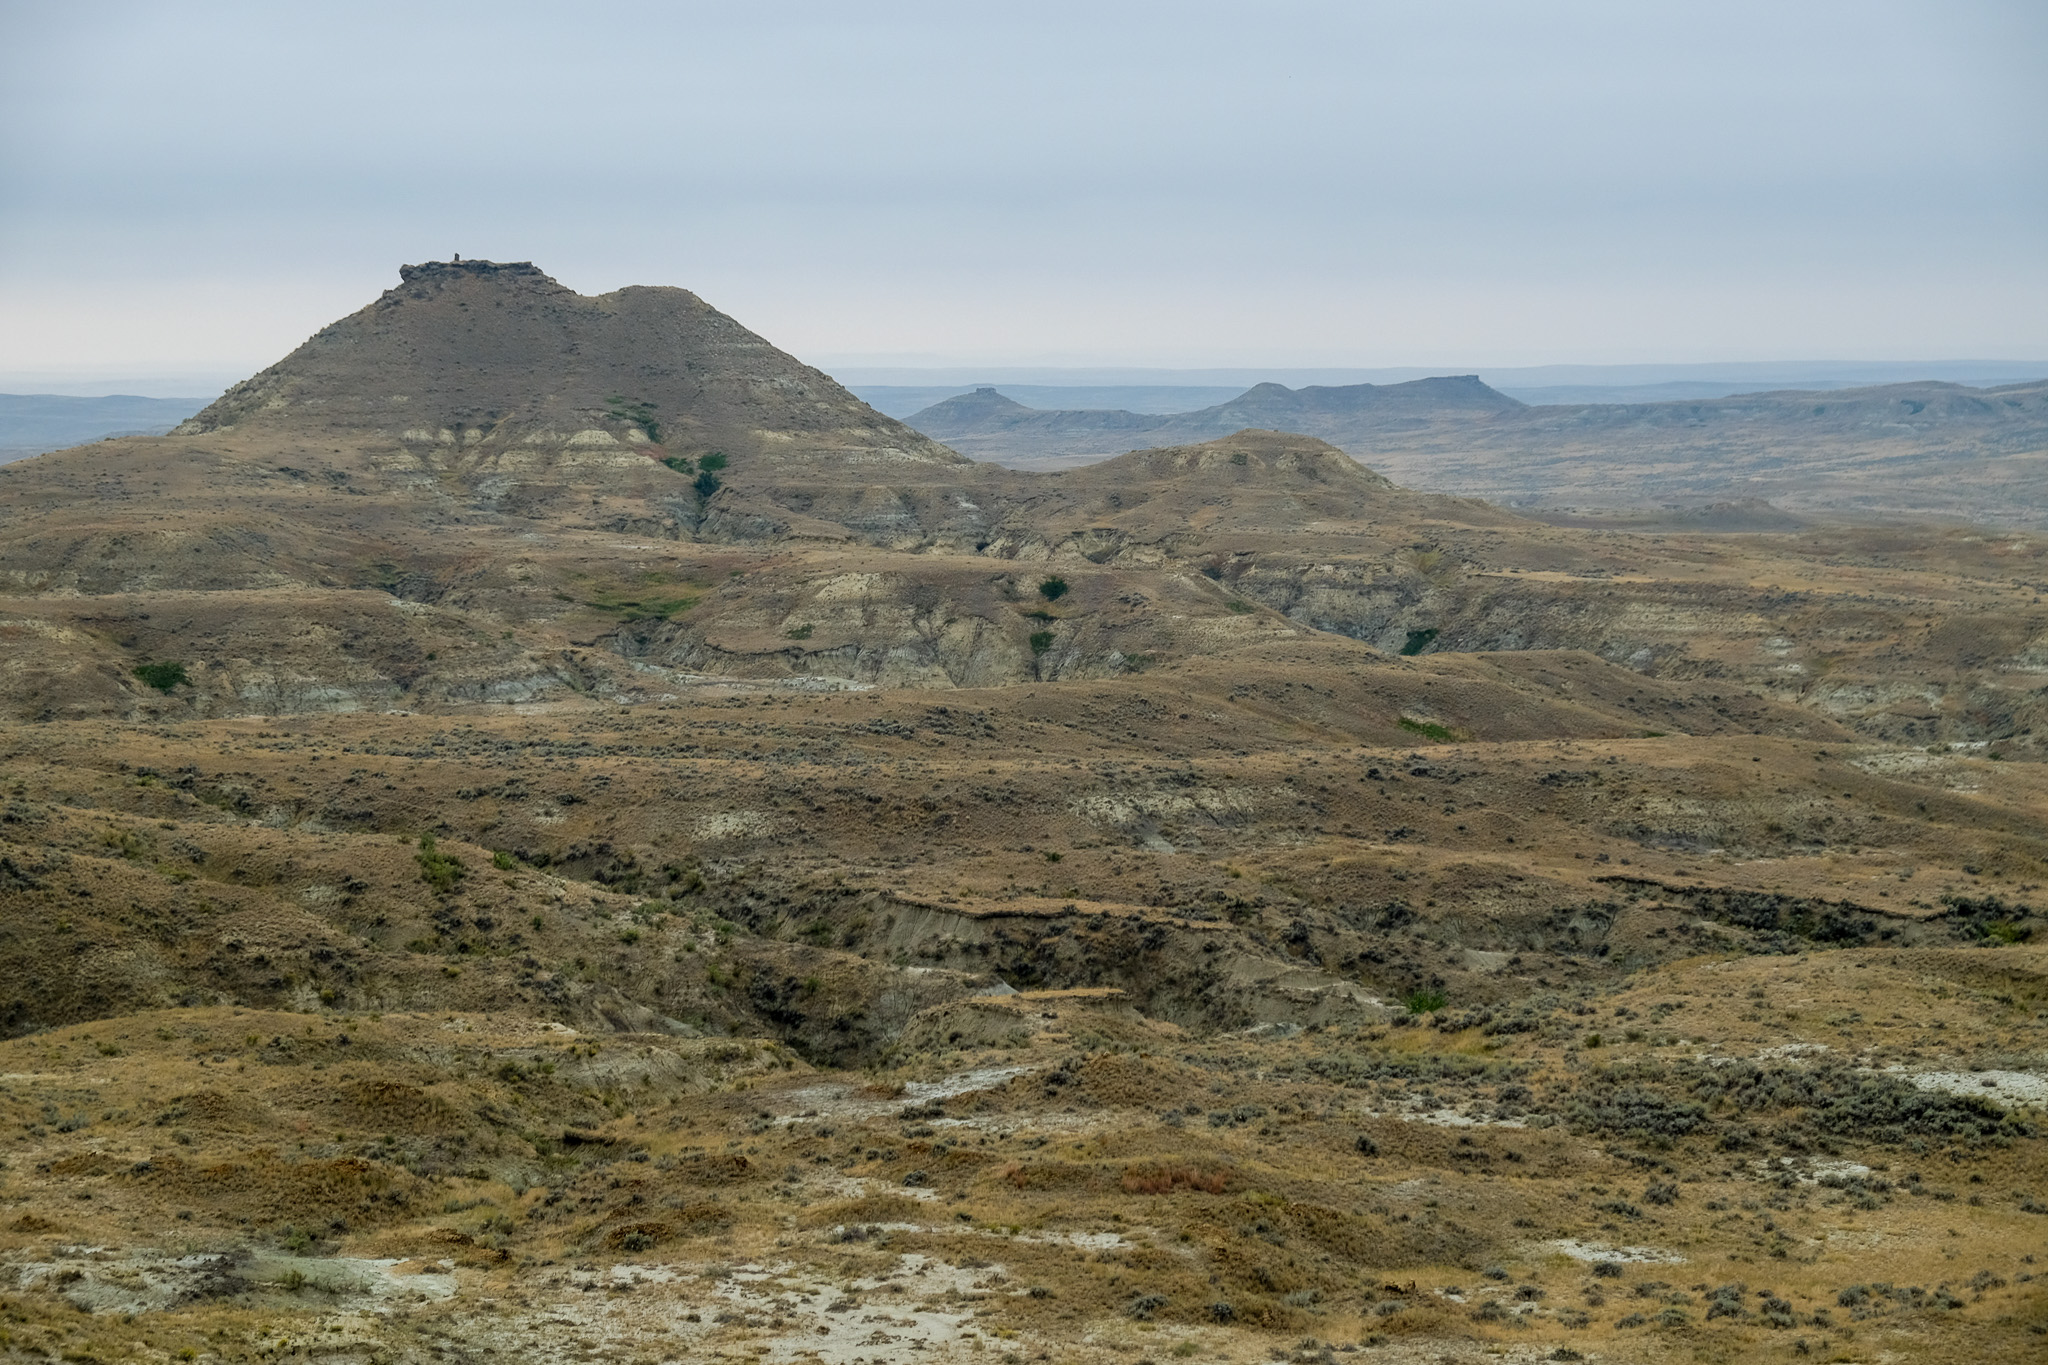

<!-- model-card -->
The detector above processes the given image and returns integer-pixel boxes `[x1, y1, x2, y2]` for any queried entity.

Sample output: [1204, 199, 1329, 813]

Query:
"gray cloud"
[2, 0, 2042, 384]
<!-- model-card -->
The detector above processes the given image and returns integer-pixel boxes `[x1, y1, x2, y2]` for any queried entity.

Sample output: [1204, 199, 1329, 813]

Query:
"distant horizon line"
[4, 356, 2045, 401]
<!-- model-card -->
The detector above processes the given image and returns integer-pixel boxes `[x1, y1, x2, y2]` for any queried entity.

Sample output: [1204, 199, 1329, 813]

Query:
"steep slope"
[177, 258, 963, 472]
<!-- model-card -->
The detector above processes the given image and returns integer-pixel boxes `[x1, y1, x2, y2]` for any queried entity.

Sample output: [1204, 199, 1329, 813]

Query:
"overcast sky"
[2, 0, 2044, 387]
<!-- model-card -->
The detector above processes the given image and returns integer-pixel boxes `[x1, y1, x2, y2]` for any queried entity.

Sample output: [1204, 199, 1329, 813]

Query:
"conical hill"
[177, 259, 964, 471]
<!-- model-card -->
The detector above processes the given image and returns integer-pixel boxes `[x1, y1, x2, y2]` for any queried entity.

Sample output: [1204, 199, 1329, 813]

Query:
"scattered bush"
[133, 661, 188, 692]
[1403, 989, 1448, 1014]
[606, 396, 661, 441]
[1037, 576, 1069, 601]
[415, 834, 466, 894]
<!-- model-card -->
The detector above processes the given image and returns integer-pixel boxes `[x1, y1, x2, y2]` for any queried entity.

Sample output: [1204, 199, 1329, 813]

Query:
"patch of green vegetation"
[1228, 451, 1249, 466]
[133, 661, 188, 692]
[1029, 630, 1055, 656]
[605, 396, 661, 442]
[1226, 600, 1254, 614]
[1403, 989, 1447, 1014]
[1038, 576, 1069, 601]
[364, 560, 405, 592]
[580, 572, 701, 620]
[1569, 1058, 2031, 1146]
[1397, 716, 1456, 742]
[661, 451, 728, 502]
[491, 850, 516, 871]
[415, 834, 467, 895]
[785, 623, 814, 640]
[1399, 627, 1439, 656]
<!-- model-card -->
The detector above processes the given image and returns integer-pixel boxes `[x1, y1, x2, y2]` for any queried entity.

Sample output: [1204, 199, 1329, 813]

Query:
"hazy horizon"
[8, 357, 2048, 406]
[4, 2, 2043, 381]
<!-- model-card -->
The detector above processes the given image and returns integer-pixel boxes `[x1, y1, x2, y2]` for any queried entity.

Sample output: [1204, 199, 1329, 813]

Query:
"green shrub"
[1403, 988, 1447, 1014]
[1037, 576, 1069, 601]
[606, 396, 661, 441]
[693, 470, 722, 500]
[697, 452, 727, 472]
[415, 834, 467, 894]
[491, 850, 516, 871]
[1400, 627, 1439, 656]
[786, 624, 814, 640]
[1397, 716, 1455, 741]
[1029, 630, 1055, 655]
[133, 661, 188, 692]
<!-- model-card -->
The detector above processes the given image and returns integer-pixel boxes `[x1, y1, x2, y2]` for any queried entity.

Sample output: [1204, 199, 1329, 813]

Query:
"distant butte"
[178, 257, 965, 471]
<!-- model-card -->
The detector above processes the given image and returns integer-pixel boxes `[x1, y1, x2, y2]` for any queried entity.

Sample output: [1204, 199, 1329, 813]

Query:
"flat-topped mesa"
[173, 259, 965, 470]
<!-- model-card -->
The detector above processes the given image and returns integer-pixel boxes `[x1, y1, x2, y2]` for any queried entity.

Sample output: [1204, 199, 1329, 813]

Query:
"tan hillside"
[0, 262, 2044, 1363]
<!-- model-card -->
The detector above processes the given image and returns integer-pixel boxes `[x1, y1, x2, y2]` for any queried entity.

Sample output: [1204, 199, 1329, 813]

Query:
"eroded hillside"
[0, 262, 2043, 1363]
